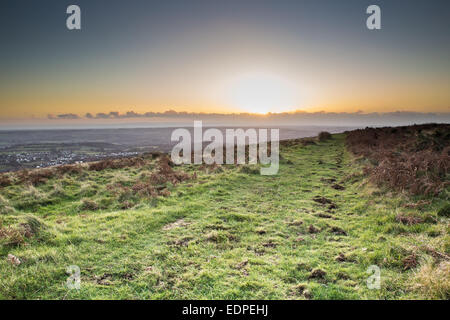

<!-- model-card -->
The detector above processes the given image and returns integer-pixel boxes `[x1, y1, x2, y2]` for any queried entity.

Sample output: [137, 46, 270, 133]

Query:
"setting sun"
[226, 73, 298, 114]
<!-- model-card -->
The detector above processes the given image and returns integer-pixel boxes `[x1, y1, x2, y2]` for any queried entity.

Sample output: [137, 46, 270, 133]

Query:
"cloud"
[49, 113, 79, 119]
[46, 110, 450, 126]
[94, 113, 110, 119]
[124, 111, 141, 118]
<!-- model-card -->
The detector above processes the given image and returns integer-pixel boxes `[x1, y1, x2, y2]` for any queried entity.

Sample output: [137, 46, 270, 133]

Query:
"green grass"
[0, 134, 448, 300]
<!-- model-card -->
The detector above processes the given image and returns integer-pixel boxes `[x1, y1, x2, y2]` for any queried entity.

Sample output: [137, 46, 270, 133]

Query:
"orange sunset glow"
[0, 1, 448, 123]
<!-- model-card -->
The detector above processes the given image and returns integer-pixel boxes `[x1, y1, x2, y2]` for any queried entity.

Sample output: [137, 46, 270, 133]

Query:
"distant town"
[0, 143, 141, 172]
[0, 126, 355, 172]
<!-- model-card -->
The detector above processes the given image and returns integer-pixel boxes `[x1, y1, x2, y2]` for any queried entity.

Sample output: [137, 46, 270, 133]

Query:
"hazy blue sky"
[0, 0, 449, 120]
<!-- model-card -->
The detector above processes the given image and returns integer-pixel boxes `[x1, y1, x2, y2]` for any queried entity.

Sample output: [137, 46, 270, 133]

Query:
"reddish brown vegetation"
[0, 174, 12, 187]
[15, 164, 85, 186]
[4, 164, 83, 187]
[395, 213, 423, 225]
[17, 168, 54, 186]
[126, 155, 196, 200]
[0, 225, 26, 245]
[88, 156, 146, 171]
[346, 124, 449, 196]
[403, 253, 418, 270]
[149, 156, 194, 186]
[2, 154, 155, 187]
[131, 182, 157, 197]
[0, 219, 38, 245]
[55, 164, 83, 175]
[308, 225, 320, 234]
[402, 200, 431, 209]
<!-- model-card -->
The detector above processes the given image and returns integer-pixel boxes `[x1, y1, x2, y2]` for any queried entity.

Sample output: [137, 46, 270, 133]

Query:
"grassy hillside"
[0, 133, 448, 300]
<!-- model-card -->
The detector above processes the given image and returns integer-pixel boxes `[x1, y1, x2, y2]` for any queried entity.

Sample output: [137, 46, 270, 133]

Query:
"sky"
[0, 0, 449, 123]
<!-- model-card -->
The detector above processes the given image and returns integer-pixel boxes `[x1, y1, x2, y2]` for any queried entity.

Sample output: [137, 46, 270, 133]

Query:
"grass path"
[0, 134, 448, 299]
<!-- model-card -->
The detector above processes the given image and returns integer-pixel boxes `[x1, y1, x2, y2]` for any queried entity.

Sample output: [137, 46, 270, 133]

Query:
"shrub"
[318, 131, 332, 141]
[0, 174, 12, 187]
[150, 152, 163, 159]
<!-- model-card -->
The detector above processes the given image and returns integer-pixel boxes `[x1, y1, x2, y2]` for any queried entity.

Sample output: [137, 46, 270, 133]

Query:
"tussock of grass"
[412, 260, 450, 299]
[0, 195, 15, 215]
[79, 199, 99, 212]
[23, 185, 45, 200]
[0, 214, 50, 247]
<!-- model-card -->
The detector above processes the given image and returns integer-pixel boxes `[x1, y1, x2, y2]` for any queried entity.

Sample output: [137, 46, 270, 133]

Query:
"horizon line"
[5, 109, 450, 121]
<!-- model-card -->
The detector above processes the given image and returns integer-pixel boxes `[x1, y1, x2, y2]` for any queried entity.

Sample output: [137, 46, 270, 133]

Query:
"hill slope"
[0, 133, 448, 299]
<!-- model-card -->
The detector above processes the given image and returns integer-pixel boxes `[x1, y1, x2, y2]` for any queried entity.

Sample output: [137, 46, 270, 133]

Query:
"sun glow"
[226, 73, 298, 114]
